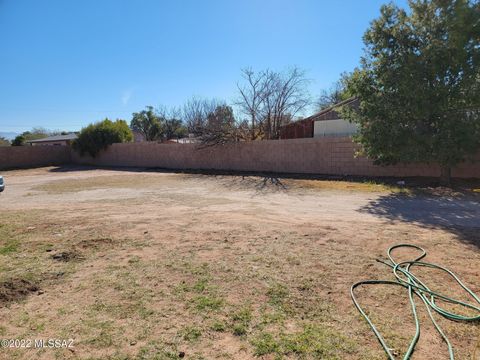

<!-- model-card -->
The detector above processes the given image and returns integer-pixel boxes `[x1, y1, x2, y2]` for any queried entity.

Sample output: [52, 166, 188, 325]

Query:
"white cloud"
[121, 89, 133, 105]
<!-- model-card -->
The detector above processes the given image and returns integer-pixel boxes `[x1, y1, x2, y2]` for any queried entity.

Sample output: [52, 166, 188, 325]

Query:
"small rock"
[45, 249, 53, 252]
[27, 226, 36, 230]
[178, 352, 185, 358]
[130, 340, 137, 346]
[37, 290, 45, 295]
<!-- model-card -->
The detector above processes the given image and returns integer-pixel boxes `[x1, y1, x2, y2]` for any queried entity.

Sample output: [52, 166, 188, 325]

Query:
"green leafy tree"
[12, 135, 26, 146]
[26, 127, 50, 139]
[200, 105, 240, 145]
[11, 127, 50, 146]
[73, 119, 133, 157]
[208, 105, 236, 128]
[164, 118, 187, 140]
[343, 0, 480, 185]
[130, 106, 164, 141]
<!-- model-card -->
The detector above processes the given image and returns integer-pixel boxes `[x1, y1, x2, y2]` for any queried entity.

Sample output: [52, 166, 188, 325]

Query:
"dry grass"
[29, 170, 407, 195]
[31, 174, 174, 194]
[283, 179, 406, 193]
[1, 167, 479, 359]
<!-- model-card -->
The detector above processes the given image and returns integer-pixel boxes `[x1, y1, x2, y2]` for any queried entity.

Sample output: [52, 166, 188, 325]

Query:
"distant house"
[26, 133, 77, 146]
[279, 97, 359, 139]
[164, 135, 199, 144]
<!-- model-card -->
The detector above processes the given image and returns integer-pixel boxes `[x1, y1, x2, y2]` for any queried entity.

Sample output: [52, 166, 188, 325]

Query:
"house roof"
[26, 133, 78, 143]
[307, 97, 358, 122]
[281, 97, 358, 129]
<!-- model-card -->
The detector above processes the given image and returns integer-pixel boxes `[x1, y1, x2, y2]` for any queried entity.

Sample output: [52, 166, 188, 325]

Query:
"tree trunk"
[251, 114, 256, 141]
[439, 165, 451, 187]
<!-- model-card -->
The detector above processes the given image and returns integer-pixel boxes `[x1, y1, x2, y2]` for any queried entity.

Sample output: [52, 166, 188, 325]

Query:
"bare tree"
[263, 67, 311, 139]
[183, 67, 310, 146]
[182, 97, 220, 136]
[235, 69, 269, 140]
[236, 67, 310, 140]
[315, 73, 351, 111]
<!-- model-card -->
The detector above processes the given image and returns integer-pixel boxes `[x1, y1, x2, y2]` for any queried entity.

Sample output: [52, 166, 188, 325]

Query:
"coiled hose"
[351, 244, 480, 359]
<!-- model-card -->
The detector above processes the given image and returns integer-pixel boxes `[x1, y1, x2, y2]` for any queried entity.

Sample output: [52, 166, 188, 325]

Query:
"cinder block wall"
[1, 138, 479, 178]
[71, 137, 480, 179]
[0, 146, 71, 170]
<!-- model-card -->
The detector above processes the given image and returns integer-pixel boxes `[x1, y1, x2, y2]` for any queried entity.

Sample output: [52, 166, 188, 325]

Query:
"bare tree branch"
[182, 97, 220, 136]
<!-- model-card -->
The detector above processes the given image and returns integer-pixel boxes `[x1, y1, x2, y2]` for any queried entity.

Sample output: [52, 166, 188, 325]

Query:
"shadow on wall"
[358, 192, 480, 249]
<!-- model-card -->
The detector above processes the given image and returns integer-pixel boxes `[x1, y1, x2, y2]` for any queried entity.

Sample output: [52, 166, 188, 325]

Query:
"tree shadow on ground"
[47, 165, 479, 189]
[252, 176, 287, 192]
[48, 165, 146, 173]
[196, 174, 289, 194]
[48, 165, 290, 194]
[358, 191, 480, 249]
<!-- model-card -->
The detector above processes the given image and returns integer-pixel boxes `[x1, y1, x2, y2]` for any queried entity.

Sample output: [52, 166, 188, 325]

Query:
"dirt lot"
[0, 166, 479, 360]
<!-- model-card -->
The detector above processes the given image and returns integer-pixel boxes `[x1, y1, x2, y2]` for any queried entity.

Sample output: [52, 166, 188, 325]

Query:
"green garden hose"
[351, 244, 480, 359]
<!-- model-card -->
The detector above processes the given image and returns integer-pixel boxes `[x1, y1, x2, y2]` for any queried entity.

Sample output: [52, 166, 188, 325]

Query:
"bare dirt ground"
[0, 166, 479, 360]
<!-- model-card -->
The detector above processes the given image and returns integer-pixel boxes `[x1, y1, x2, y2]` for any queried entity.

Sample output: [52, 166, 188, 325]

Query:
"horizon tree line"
[9, 66, 316, 147]
[130, 66, 313, 145]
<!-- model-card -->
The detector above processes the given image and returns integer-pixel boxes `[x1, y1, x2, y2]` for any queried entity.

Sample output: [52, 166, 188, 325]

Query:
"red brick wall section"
[71, 137, 480, 179]
[0, 146, 71, 170]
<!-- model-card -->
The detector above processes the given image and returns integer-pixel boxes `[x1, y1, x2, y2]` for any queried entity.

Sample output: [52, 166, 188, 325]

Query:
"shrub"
[73, 119, 132, 157]
[11, 135, 26, 146]
[0, 137, 10, 146]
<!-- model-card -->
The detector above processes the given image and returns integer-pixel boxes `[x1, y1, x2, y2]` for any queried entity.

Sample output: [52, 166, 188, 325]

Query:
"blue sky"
[0, 0, 407, 133]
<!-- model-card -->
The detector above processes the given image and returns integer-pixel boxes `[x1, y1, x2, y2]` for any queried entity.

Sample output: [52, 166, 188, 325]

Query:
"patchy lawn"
[0, 166, 479, 359]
